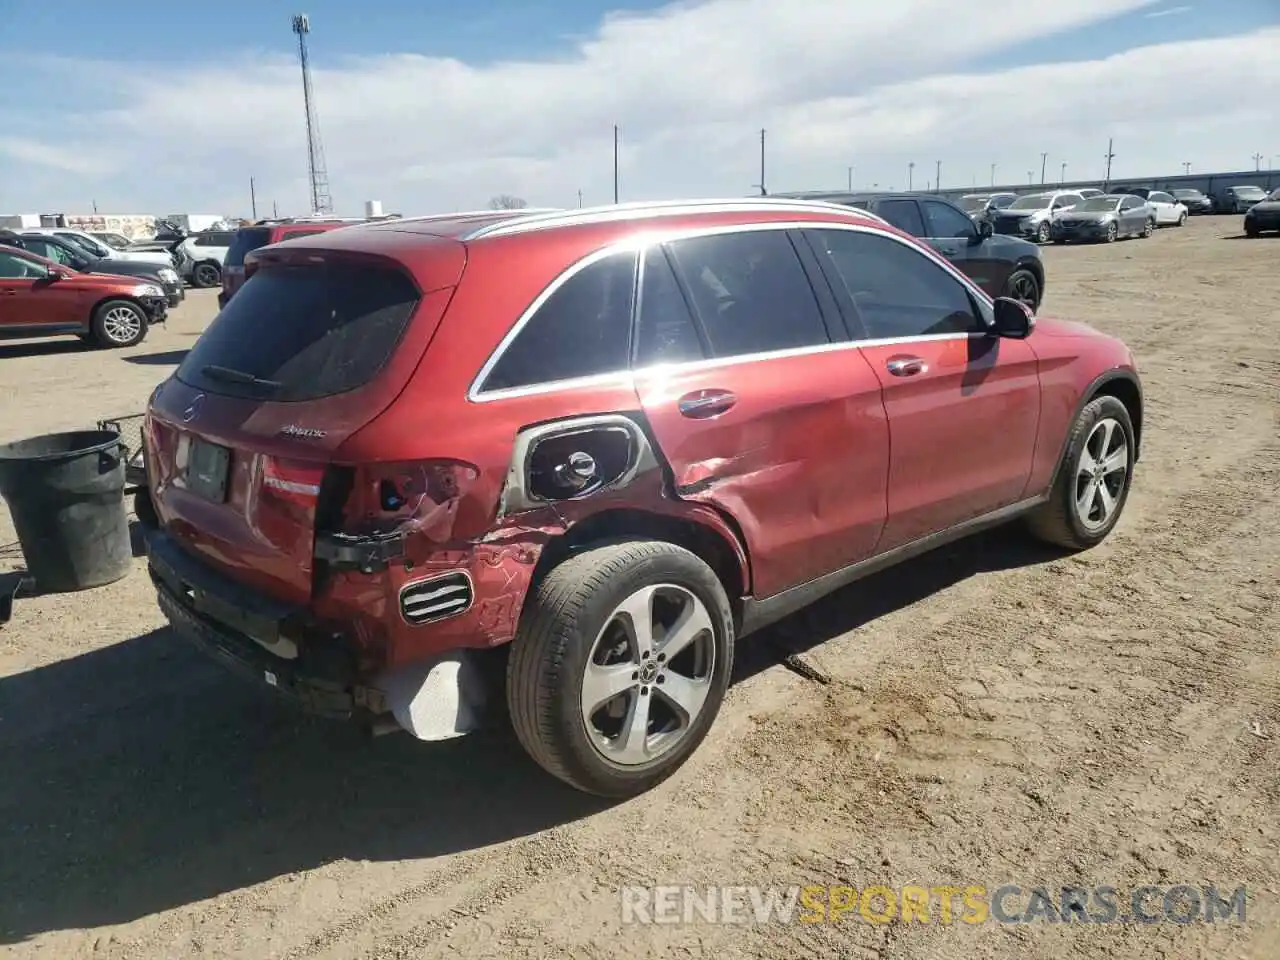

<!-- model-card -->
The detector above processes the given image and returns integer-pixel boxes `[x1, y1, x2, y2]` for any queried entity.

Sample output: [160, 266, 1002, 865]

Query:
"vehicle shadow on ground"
[0, 525, 1061, 944]
[123, 349, 189, 365]
[0, 340, 91, 360]
[733, 525, 1066, 683]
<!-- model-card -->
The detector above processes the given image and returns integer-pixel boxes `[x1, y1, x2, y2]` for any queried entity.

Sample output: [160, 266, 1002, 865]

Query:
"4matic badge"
[279, 425, 328, 439]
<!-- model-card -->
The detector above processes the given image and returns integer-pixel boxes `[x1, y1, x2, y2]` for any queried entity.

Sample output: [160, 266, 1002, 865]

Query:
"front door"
[632, 229, 890, 599]
[802, 226, 1041, 552]
[0, 249, 79, 335]
[919, 198, 1006, 299]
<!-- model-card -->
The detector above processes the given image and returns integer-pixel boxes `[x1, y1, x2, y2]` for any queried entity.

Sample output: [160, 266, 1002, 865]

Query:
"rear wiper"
[201, 364, 281, 390]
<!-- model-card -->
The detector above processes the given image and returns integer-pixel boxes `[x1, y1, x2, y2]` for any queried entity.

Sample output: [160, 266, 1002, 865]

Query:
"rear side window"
[224, 228, 271, 267]
[481, 251, 636, 393]
[666, 230, 828, 358]
[194, 231, 234, 247]
[874, 199, 926, 237]
[635, 245, 705, 367]
[175, 262, 421, 402]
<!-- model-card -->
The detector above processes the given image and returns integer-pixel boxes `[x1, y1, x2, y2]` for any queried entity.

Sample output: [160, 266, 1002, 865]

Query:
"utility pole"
[92, 199, 98, 213]
[272, 200, 279, 219]
[908, 161, 915, 191]
[990, 163, 997, 186]
[1252, 152, 1264, 171]
[847, 165, 853, 191]
[1060, 161, 1067, 185]
[757, 128, 767, 196]
[1040, 152, 1048, 186]
[1182, 162, 1191, 175]
[1103, 138, 1115, 192]
[1028, 171, 1034, 185]
[292, 14, 333, 215]
[250, 176, 258, 219]
[935, 159, 941, 193]
[613, 125, 619, 204]
[577, 189, 583, 208]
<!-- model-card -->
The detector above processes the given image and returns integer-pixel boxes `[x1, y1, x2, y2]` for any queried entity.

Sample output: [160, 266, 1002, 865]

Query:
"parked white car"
[1144, 191, 1189, 227]
[178, 230, 233, 288]
[25, 228, 174, 268]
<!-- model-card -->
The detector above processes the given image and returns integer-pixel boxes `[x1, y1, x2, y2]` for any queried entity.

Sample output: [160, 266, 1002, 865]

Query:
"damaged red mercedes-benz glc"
[141, 199, 1142, 797]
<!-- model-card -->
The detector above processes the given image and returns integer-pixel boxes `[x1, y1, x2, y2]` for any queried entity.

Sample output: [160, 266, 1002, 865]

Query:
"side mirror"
[991, 297, 1035, 338]
[976, 219, 994, 240]
[47, 267, 68, 281]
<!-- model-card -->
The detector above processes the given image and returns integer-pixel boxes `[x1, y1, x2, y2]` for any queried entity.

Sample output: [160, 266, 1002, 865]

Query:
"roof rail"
[371, 207, 563, 228]
[460, 197, 885, 241]
[251, 216, 369, 225]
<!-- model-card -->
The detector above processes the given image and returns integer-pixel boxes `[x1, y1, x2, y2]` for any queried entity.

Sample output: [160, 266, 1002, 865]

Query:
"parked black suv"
[776, 191, 1046, 311]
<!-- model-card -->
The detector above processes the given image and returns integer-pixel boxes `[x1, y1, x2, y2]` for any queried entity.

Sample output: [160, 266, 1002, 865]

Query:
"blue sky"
[1, 0, 1277, 217]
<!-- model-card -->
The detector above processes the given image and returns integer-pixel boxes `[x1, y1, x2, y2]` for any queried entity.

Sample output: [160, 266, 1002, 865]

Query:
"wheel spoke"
[1101, 445, 1128, 475]
[1096, 481, 1117, 520]
[615, 691, 653, 764]
[656, 673, 710, 724]
[1077, 447, 1097, 474]
[613, 585, 657, 652]
[657, 598, 713, 662]
[1077, 477, 1099, 519]
[581, 661, 639, 716]
[1095, 419, 1115, 460]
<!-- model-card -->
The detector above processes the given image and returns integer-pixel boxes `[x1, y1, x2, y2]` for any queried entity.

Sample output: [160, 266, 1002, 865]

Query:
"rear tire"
[1003, 268, 1041, 312]
[191, 261, 221, 288]
[506, 539, 734, 798]
[1245, 222, 1261, 238]
[1026, 395, 1135, 550]
[90, 300, 148, 348]
[133, 486, 159, 529]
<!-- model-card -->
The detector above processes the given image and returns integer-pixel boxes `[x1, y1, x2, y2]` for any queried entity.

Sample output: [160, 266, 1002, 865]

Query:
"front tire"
[506, 539, 734, 798]
[90, 300, 148, 348]
[1026, 395, 1135, 550]
[1104, 221, 1118, 243]
[1036, 222, 1051, 244]
[1003, 267, 1042, 312]
[1177, 211, 1187, 226]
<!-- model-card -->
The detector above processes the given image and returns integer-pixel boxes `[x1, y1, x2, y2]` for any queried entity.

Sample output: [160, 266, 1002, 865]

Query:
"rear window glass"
[279, 228, 326, 241]
[224, 228, 271, 267]
[175, 263, 421, 402]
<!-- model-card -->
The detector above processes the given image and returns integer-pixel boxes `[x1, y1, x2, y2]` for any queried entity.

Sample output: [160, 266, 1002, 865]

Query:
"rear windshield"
[224, 228, 271, 267]
[175, 262, 421, 402]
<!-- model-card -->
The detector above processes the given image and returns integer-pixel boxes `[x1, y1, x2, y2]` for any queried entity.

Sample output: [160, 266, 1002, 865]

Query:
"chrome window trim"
[467, 219, 998, 404]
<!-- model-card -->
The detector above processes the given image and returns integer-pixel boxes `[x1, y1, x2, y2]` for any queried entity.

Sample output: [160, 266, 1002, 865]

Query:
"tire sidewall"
[92, 300, 148, 348]
[1106, 222, 1118, 242]
[1006, 269, 1040, 311]
[521, 543, 734, 795]
[1055, 396, 1135, 546]
[1037, 222, 1050, 244]
[193, 262, 220, 288]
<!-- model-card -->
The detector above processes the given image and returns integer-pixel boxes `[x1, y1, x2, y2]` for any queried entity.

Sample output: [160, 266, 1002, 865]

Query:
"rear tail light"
[261, 456, 325, 508]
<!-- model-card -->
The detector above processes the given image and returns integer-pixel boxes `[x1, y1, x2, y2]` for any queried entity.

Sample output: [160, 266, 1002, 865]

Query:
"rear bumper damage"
[145, 528, 492, 739]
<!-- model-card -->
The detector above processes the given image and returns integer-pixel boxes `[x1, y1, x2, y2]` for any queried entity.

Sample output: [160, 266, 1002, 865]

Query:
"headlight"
[158, 268, 178, 282]
[133, 283, 164, 298]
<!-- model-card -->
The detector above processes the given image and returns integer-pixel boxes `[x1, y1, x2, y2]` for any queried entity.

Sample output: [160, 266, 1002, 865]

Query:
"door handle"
[886, 356, 928, 377]
[677, 389, 737, 419]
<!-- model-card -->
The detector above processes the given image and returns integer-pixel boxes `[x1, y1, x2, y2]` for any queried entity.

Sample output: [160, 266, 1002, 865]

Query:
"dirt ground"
[1, 217, 1277, 960]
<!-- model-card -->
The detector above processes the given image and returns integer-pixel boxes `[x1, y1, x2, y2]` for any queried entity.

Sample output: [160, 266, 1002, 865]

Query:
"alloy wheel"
[102, 306, 143, 345]
[1106, 222, 1118, 242]
[195, 264, 219, 287]
[1010, 273, 1039, 309]
[1073, 417, 1128, 532]
[580, 583, 716, 766]
[1037, 222, 1050, 243]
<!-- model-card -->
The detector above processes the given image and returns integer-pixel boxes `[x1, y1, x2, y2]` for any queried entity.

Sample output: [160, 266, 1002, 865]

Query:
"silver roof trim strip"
[459, 198, 886, 242]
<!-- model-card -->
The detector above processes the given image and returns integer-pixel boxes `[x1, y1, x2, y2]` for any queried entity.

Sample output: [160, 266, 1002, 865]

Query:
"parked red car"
[0, 245, 167, 347]
[142, 199, 1142, 797]
[218, 218, 372, 309]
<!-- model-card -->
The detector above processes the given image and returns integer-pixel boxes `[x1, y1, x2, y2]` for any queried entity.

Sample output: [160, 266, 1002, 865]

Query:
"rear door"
[1120, 196, 1146, 233]
[633, 227, 889, 599]
[147, 243, 465, 602]
[803, 226, 1040, 551]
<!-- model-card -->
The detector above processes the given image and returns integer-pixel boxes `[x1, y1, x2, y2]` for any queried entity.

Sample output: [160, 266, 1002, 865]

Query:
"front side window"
[482, 250, 636, 392]
[921, 200, 977, 239]
[874, 199, 926, 236]
[1150, 192, 1174, 204]
[1121, 197, 1143, 210]
[807, 228, 980, 340]
[667, 229, 829, 359]
[0, 251, 48, 279]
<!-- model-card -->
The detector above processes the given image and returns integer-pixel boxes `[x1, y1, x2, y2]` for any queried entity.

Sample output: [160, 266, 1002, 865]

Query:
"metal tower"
[292, 14, 333, 215]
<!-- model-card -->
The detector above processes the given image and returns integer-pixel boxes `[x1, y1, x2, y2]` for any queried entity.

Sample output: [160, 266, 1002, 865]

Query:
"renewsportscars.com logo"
[620, 884, 1249, 926]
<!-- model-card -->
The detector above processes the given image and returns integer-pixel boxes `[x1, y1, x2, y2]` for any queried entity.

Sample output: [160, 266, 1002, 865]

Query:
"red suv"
[142, 200, 1142, 797]
[218, 218, 369, 309]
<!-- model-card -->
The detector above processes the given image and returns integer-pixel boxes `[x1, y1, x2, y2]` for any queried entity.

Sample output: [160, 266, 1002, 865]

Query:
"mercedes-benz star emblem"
[182, 394, 205, 423]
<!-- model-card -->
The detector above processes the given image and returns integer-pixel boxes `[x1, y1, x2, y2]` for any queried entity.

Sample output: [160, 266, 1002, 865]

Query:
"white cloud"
[3, 0, 1278, 217]
[1144, 5, 1192, 17]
